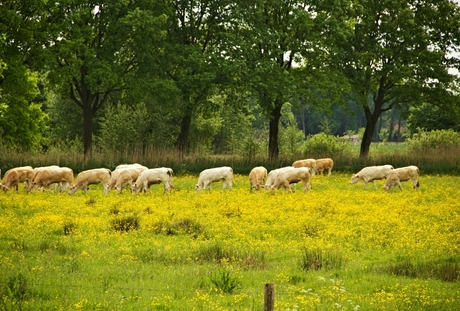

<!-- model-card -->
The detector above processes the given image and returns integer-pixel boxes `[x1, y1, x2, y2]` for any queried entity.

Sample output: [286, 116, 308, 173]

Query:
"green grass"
[0, 173, 459, 310]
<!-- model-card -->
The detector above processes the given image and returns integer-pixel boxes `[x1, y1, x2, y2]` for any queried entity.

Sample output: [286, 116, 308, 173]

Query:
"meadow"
[0, 173, 459, 310]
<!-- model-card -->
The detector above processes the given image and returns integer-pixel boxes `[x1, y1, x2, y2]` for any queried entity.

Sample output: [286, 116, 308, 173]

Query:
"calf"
[271, 167, 312, 193]
[0, 166, 34, 191]
[316, 158, 334, 176]
[383, 165, 420, 191]
[195, 166, 233, 193]
[249, 166, 268, 192]
[350, 165, 394, 189]
[131, 167, 173, 194]
[69, 168, 112, 195]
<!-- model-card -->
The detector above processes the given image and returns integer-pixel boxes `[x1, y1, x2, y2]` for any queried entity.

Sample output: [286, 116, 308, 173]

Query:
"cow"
[383, 165, 420, 191]
[31, 166, 74, 192]
[68, 168, 112, 195]
[195, 166, 233, 193]
[28, 165, 61, 192]
[0, 166, 34, 191]
[316, 158, 334, 176]
[292, 159, 317, 176]
[350, 165, 394, 189]
[131, 167, 173, 194]
[249, 166, 268, 192]
[106, 165, 147, 195]
[270, 167, 312, 193]
[264, 166, 293, 190]
[115, 163, 145, 170]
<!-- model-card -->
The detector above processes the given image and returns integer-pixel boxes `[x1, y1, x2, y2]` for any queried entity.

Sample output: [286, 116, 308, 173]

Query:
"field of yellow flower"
[0, 173, 459, 310]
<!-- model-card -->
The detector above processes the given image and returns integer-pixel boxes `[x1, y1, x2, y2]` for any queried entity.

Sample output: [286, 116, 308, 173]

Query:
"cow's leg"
[397, 181, 403, 191]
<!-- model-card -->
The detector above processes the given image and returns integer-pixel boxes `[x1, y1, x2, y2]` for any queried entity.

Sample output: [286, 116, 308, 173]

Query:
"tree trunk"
[268, 102, 282, 160]
[83, 104, 93, 163]
[389, 108, 395, 141]
[176, 113, 192, 155]
[359, 102, 383, 158]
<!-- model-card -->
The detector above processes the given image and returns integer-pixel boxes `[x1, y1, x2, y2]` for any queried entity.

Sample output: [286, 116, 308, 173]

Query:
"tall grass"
[1, 142, 459, 175]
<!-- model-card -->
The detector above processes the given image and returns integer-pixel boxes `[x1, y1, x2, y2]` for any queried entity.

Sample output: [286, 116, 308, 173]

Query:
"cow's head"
[349, 174, 360, 184]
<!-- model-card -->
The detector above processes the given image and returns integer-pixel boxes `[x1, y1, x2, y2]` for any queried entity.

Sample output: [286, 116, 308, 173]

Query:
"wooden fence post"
[264, 283, 275, 311]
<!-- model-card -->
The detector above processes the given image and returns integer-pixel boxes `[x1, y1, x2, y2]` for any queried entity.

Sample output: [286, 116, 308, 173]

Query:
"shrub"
[152, 218, 205, 239]
[302, 133, 350, 158]
[406, 128, 460, 153]
[111, 216, 140, 232]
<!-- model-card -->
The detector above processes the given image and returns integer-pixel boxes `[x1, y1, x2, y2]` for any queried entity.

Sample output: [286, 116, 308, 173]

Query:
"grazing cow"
[68, 168, 112, 195]
[292, 159, 317, 176]
[0, 166, 34, 191]
[264, 166, 293, 190]
[31, 167, 74, 192]
[383, 165, 420, 191]
[249, 166, 268, 192]
[106, 165, 147, 195]
[115, 163, 145, 170]
[316, 158, 334, 176]
[131, 167, 173, 194]
[271, 167, 312, 193]
[350, 165, 394, 189]
[195, 166, 233, 193]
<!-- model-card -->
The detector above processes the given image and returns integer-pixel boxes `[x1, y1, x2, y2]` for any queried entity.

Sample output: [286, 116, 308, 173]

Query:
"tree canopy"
[1, 0, 459, 160]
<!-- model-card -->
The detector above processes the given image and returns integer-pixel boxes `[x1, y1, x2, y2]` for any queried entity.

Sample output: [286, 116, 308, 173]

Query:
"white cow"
[68, 168, 112, 195]
[195, 166, 233, 193]
[350, 165, 394, 189]
[249, 166, 268, 192]
[383, 165, 420, 191]
[131, 167, 173, 194]
[31, 166, 74, 192]
[0, 166, 34, 191]
[264, 167, 293, 190]
[106, 165, 147, 194]
[292, 159, 317, 176]
[271, 167, 312, 193]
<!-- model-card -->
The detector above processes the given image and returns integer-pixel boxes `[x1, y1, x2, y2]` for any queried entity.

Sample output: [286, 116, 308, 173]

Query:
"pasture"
[0, 173, 459, 310]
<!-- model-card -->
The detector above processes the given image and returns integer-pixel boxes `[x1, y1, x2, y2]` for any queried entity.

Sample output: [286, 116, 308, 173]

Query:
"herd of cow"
[0, 157, 420, 195]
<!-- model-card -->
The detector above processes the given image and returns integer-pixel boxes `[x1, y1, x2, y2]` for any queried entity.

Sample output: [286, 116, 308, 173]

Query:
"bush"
[406, 128, 460, 153]
[111, 216, 140, 232]
[302, 133, 350, 158]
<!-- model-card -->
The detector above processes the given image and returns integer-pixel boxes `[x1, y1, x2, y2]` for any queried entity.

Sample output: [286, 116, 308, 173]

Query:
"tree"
[150, 0, 237, 155]
[406, 102, 460, 134]
[233, 0, 316, 160]
[43, 0, 167, 161]
[314, 0, 460, 157]
[0, 0, 49, 149]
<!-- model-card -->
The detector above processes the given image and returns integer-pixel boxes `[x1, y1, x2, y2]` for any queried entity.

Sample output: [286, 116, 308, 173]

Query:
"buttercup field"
[1, 172, 459, 310]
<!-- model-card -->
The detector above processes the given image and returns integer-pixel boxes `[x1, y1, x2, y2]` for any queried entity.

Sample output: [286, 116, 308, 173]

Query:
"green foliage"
[98, 103, 154, 154]
[300, 248, 346, 271]
[152, 218, 205, 239]
[210, 269, 241, 294]
[406, 129, 460, 152]
[375, 256, 459, 282]
[303, 133, 350, 158]
[111, 216, 140, 232]
[0, 66, 48, 150]
[279, 103, 306, 157]
[407, 103, 460, 134]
